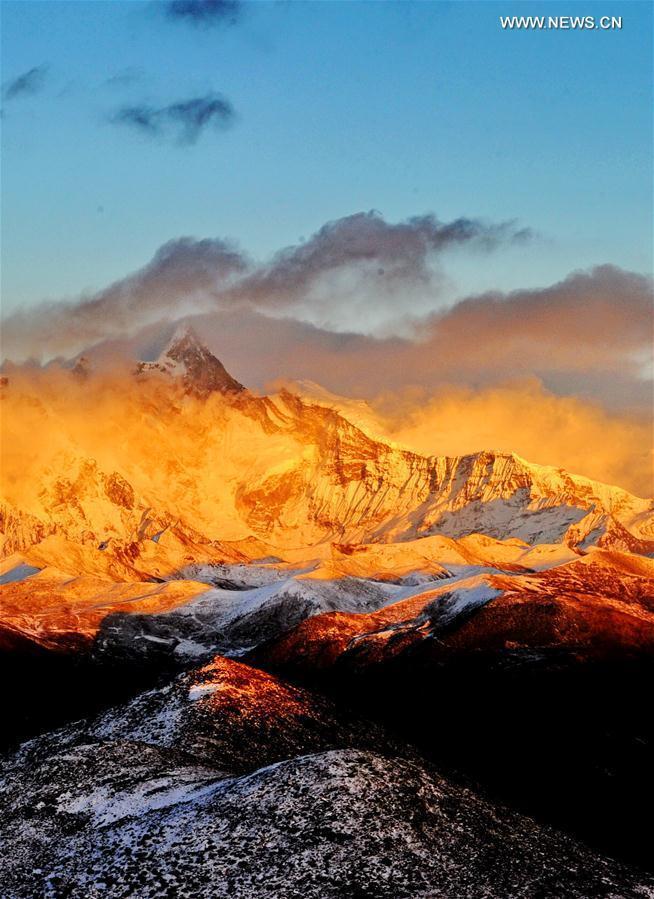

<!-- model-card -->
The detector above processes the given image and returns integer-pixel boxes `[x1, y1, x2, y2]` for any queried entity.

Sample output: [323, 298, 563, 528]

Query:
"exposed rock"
[103, 472, 135, 510]
[2, 369, 651, 559]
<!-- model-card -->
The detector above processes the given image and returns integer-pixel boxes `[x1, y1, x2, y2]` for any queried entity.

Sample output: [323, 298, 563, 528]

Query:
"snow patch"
[188, 683, 220, 701]
[0, 563, 42, 585]
[431, 578, 503, 629]
[58, 772, 223, 827]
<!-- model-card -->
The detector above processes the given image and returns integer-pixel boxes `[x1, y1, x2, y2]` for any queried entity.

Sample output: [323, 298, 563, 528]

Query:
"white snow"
[57, 771, 224, 827]
[188, 684, 220, 701]
[435, 578, 503, 627]
[0, 563, 42, 585]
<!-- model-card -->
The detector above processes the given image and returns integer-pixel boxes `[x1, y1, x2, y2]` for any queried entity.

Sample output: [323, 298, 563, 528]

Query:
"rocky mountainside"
[2, 656, 652, 899]
[2, 335, 654, 894]
[1, 334, 651, 564]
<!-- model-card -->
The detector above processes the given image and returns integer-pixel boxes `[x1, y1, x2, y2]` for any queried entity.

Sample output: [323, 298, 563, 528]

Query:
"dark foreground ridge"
[1, 658, 652, 899]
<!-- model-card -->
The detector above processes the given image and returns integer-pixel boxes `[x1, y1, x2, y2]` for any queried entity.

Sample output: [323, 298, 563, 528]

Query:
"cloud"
[3, 222, 650, 496]
[112, 93, 236, 144]
[144, 266, 649, 412]
[366, 380, 653, 498]
[164, 0, 241, 27]
[1, 211, 528, 359]
[1, 238, 248, 359]
[73, 259, 651, 420]
[3, 212, 651, 487]
[166, 264, 652, 418]
[226, 211, 532, 314]
[2, 64, 49, 101]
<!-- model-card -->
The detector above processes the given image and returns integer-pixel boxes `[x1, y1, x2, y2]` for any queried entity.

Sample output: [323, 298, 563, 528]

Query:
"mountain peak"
[162, 324, 204, 358]
[138, 324, 245, 396]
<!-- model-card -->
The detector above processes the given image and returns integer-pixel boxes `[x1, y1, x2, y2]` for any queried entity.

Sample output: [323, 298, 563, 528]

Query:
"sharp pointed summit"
[137, 324, 245, 396]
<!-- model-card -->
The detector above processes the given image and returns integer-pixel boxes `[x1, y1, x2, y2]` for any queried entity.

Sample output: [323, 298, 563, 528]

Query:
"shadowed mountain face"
[2, 338, 654, 894]
[2, 657, 653, 899]
[250, 552, 654, 869]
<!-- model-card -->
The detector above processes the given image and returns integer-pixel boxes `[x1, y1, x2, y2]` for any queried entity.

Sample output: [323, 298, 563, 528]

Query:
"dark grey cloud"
[228, 211, 532, 307]
[164, 0, 241, 27]
[3, 64, 49, 101]
[112, 93, 236, 144]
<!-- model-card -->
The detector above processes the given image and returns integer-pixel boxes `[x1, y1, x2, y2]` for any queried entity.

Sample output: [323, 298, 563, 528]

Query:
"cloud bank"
[226, 212, 531, 317]
[183, 265, 651, 413]
[2, 237, 247, 360]
[1, 210, 530, 359]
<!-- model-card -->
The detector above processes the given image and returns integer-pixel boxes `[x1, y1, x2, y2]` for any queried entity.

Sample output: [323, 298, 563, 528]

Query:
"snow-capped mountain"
[1, 333, 651, 667]
[1, 335, 651, 564]
[3, 334, 654, 890]
[135, 325, 245, 396]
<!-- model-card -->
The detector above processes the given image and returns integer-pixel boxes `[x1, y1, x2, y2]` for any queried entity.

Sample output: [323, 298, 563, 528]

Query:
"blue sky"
[1, 0, 652, 317]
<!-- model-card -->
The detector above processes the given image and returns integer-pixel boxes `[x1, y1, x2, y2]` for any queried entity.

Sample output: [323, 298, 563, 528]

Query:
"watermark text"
[500, 15, 622, 30]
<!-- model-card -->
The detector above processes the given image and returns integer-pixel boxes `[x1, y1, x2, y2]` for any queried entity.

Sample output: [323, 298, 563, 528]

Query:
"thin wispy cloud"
[104, 68, 146, 89]
[111, 93, 236, 144]
[2, 64, 49, 101]
[164, 0, 241, 28]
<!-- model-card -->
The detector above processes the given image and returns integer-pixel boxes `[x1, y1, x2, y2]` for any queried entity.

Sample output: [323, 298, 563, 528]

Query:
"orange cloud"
[369, 381, 653, 498]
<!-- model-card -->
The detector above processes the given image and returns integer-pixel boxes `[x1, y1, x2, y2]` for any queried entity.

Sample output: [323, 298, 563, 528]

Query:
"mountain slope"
[1, 338, 651, 564]
[2, 337, 654, 886]
[6, 745, 652, 899]
[2, 656, 652, 899]
[253, 549, 654, 679]
[250, 548, 654, 869]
